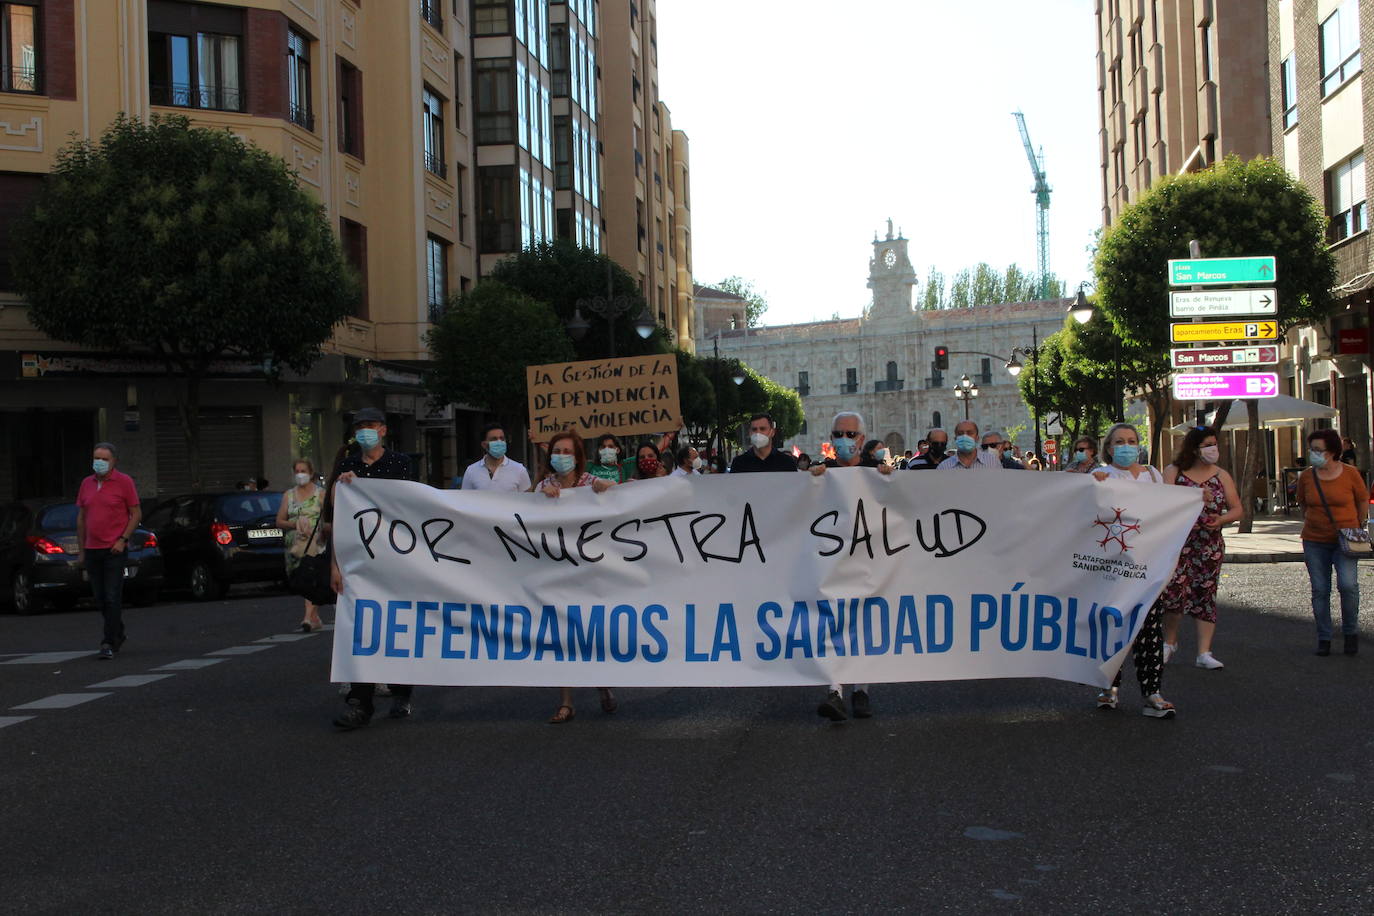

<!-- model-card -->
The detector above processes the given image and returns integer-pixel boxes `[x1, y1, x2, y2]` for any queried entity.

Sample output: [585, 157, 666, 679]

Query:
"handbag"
[287, 516, 337, 605]
[1311, 470, 1373, 558]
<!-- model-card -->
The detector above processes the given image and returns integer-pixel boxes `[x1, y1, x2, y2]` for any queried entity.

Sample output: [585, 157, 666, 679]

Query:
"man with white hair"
[808, 410, 890, 721]
[937, 419, 1002, 471]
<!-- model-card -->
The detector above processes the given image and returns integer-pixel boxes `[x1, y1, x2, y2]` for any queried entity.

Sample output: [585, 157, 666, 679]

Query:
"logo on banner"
[1093, 508, 1141, 553]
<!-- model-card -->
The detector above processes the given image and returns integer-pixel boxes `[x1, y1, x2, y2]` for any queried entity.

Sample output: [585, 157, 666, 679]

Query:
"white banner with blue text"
[330, 471, 1200, 688]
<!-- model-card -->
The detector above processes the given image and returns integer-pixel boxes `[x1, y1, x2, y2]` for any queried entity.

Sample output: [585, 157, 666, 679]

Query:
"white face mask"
[294, 472, 311, 486]
[750, 432, 771, 450]
[1199, 445, 1219, 464]
[691, 457, 704, 470]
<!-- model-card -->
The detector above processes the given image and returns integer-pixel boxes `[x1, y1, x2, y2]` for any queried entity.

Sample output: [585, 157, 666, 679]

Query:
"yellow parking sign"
[1170, 321, 1277, 343]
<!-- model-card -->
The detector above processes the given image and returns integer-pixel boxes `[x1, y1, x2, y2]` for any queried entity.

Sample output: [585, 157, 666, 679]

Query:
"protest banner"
[331, 471, 1200, 689]
[526, 353, 681, 439]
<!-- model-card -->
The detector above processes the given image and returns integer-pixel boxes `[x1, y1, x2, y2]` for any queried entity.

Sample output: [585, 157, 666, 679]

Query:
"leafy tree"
[948, 269, 972, 309]
[752, 371, 803, 440]
[715, 275, 769, 327]
[970, 263, 1004, 306]
[426, 283, 575, 438]
[1003, 264, 1033, 302]
[921, 267, 946, 310]
[1094, 155, 1337, 529]
[487, 240, 670, 358]
[12, 114, 354, 490]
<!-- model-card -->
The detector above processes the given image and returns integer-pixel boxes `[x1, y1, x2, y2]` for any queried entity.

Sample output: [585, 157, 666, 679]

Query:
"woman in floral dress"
[276, 459, 324, 631]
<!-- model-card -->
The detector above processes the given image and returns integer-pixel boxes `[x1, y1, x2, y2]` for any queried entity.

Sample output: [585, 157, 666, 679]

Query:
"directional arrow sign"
[1172, 373, 1280, 399]
[1171, 320, 1277, 343]
[1170, 289, 1277, 317]
[1169, 256, 1277, 286]
[1170, 346, 1280, 368]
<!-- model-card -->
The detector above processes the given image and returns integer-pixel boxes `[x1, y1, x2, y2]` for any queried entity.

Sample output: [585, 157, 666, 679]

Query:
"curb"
[1224, 552, 1305, 564]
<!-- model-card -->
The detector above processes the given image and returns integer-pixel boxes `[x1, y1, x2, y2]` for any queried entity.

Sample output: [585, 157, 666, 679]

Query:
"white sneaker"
[1195, 652, 1224, 670]
[1163, 642, 1177, 664]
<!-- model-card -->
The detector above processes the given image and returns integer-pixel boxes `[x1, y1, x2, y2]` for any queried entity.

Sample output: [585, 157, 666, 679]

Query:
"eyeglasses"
[831, 430, 861, 439]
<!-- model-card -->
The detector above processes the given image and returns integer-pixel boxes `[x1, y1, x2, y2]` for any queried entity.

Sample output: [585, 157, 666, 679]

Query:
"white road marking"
[0, 716, 36, 728]
[12, 693, 112, 710]
[87, 674, 176, 689]
[0, 651, 93, 665]
[153, 659, 226, 671]
[207, 645, 275, 656]
[255, 634, 313, 643]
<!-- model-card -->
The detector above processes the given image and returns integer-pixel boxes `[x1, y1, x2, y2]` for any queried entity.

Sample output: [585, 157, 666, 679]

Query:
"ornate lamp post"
[1005, 326, 1043, 459]
[564, 262, 656, 357]
[952, 373, 979, 420]
[712, 332, 745, 472]
[1066, 286, 1123, 423]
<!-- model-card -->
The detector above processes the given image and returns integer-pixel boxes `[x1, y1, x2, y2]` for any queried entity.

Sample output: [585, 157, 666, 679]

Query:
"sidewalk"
[1224, 516, 1305, 563]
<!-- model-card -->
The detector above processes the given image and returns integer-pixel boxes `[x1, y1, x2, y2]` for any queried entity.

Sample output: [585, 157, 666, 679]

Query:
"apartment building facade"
[0, 0, 694, 499]
[1095, 0, 1271, 226]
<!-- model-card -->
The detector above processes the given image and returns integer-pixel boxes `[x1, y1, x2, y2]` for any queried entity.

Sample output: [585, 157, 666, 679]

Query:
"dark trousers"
[85, 548, 126, 647]
[1112, 602, 1165, 698]
[346, 682, 413, 714]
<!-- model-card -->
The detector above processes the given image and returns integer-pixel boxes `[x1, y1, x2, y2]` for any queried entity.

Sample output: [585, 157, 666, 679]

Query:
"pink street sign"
[1171, 372, 1280, 400]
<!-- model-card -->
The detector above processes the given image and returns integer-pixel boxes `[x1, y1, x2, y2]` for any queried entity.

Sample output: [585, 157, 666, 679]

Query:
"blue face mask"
[92, 458, 110, 476]
[955, 435, 977, 454]
[355, 428, 380, 450]
[550, 454, 575, 474]
[833, 438, 855, 460]
[487, 440, 507, 459]
[1111, 444, 1139, 468]
[1074, 451, 1088, 464]
[1309, 450, 1328, 469]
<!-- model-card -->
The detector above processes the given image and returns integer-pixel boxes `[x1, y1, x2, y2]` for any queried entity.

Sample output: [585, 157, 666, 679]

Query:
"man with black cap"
[330, 407, 416, 729]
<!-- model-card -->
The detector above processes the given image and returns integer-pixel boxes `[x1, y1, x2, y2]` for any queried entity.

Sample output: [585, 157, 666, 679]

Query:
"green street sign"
[1168, 256, 1276, 286]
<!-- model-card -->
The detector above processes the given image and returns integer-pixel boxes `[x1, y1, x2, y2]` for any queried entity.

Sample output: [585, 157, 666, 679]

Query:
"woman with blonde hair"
[276, 458, 324, 631]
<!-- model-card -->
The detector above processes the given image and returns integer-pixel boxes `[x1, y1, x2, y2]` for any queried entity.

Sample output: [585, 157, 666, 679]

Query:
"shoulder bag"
[1312, 469, 1372, 558]
[287, 515, 338, 605]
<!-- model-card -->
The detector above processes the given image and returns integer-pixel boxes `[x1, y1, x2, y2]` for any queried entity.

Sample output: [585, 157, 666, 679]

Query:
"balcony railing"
[289, 102, 314, 131]
[874, 379, 904, 393]
[424, 148, 448, 179]
[796, 386, 810, 397]
[2, 65, 38, 93]
[420, 0, 444, 30]
[840, 383, 859, 395]
[149, 82, 244, 112]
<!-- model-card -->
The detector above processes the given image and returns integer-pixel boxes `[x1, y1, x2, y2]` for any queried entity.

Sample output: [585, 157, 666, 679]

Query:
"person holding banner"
[331, 407, 418, 730]
[630, 441, 670, 480]
[730, 413, 798, 473]
[809, 411, 891, 720]
[906, 429, 947, 470]
[938, 420, 1002, 471]
[1091, 423, 1176, 718]
[1063, 437, 1100, 474]
[589, 434, 634, 484]
[460, 423, 532, 492]
[1160, 427, 1243, 670]
[532, 430, 619, 723]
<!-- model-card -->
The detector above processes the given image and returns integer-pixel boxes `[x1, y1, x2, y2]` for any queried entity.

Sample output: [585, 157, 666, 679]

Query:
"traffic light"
[933, 345, 949, 371]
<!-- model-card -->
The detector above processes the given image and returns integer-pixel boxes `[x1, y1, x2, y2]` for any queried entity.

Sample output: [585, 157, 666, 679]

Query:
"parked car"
[142, 492, 288, 600]
[0, 500, 164, 614]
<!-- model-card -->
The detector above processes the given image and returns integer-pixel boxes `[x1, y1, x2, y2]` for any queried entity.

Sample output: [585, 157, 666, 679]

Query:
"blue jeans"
[85, 548, 126, 647]
[1303, 540, 1361, 641]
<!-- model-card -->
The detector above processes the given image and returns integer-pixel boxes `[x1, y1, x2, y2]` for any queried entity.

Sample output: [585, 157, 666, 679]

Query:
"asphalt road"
[1, 567, 1372, 915]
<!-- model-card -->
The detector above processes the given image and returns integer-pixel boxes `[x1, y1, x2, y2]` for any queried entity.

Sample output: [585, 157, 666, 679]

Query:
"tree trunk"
[1210, 398, 1235, 468]
[179, 373, 203, 493]
[1236, 399, 1263, 534]
[1145, 387, 1170, 468]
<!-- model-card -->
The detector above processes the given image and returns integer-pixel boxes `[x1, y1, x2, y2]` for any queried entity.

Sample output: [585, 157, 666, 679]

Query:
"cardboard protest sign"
[527, 353, 681, 439]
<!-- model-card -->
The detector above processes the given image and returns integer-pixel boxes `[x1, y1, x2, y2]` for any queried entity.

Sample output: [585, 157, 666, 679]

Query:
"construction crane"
[1012, 111, 1051, 300]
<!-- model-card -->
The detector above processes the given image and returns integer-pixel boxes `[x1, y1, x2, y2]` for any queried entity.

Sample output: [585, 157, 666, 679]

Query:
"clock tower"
[866, 218, 918, 320]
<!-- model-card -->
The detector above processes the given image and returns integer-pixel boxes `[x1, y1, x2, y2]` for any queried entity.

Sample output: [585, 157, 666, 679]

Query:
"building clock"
[883, 249, 897, 268]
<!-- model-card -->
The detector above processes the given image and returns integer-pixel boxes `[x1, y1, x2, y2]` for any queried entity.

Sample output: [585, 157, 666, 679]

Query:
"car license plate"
[248, 528, 282, 539]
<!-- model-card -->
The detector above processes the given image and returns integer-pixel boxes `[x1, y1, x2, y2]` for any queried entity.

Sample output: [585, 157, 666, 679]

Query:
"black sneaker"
[851, 690, 872, 719]
[1344, 634, 1358, 656]
[97, 643, 114, 660]
[1316, 640, 1332, 657]
[816, 690, 847, 721]
[333, 702, 373, 730]
[388, 699, 413, 720]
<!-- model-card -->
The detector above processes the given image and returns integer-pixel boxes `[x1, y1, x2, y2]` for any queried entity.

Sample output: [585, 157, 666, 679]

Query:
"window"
[1200, 24, 1212, 82]
[636, 198, 645, 253]
[842, 368, 858, 394]
[287, 29, 312, 130]
[420, 0, 443, 31]
[422, 87, 446, 177]
[478, 165, 518, 252]
[554, 115, 570, 188]
[979, 358, 992, 385]
[932, 411, 942, 429]
[455, 163, 467, 243]
[1, 2, 39, 93]
[1328, 152, 1367, 242]
[339, 218, 367, 319]
[453, 53, 464, 131]
[0, 172, 44, 292]
[474, 0, 510, 35]
[148, 1, 244, 112]
[475, 58, 514, 144]
[426, 235, 448, 322]
[1321, 1, 1361, 97]
[337, 58, 363, 158]
[796, 371, 809, 395]
[550, 23, 569, 95]
[1281, 54, 1297, 129]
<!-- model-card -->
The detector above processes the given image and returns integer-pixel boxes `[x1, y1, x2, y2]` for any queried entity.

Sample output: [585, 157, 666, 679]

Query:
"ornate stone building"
[696, 223, 1072, 457]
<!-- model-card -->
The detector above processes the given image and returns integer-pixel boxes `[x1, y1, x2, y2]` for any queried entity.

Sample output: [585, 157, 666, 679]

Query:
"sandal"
[599, 689, 618, 714]
[1141, 693, 1177, 719]
[548, 704, 575, 724]
[1095, 687, 1118, 710]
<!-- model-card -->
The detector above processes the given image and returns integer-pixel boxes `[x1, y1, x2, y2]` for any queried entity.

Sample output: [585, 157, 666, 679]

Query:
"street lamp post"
[952, 373, 979, 420]
[712, 332, 745, 472]
[1006, 326, 1043, 459]
[565, 262, 657, 357]
[1068, 287, 1124, 423]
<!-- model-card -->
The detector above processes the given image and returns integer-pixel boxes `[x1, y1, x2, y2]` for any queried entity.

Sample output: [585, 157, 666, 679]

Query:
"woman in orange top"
[1295, 428, 1367, 656]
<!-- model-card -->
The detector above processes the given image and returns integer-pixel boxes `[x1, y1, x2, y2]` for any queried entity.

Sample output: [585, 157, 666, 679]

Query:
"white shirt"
[936, 449, 1003, 470]
[460, 456, 531, 492]
[1097, 464, 1164, 484]
[669, 466, 691, 478]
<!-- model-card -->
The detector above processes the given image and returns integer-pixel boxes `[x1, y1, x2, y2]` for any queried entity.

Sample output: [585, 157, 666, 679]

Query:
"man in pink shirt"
[76, 442, 142, 659]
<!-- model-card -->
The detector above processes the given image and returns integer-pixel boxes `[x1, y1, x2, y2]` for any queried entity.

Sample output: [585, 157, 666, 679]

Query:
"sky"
[655, 0, 1103, 326]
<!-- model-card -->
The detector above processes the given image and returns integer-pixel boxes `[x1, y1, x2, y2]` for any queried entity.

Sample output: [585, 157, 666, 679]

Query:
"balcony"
[424, 149, 448, 179]
[874, 379, 904, 393]
[149, 82, 243, 112]
[924, 375, 944, 390]
[289, 102, 314, 132]
[840, 383, 859, 395]
[420, 0, 443, 30]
